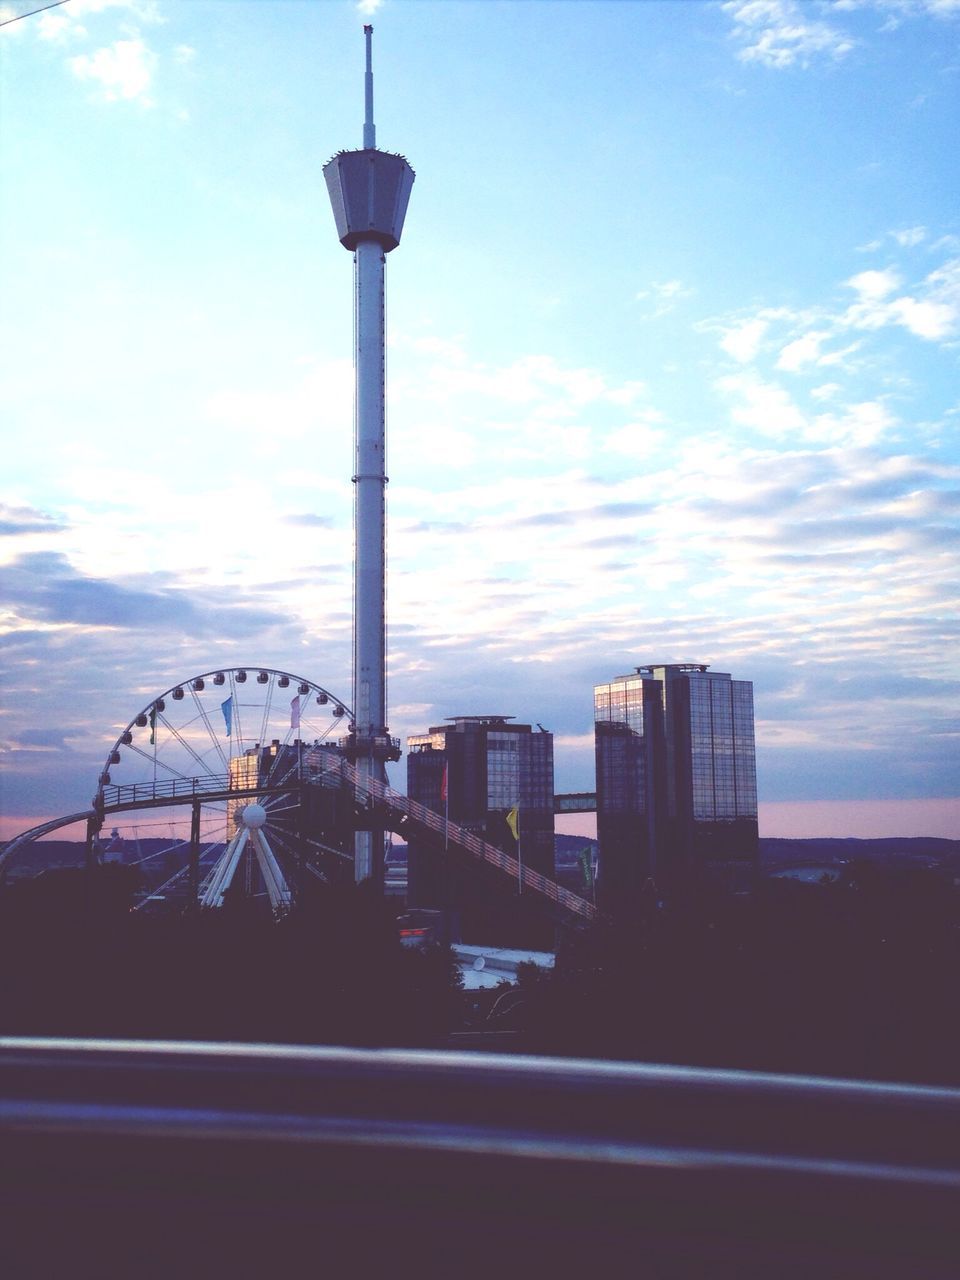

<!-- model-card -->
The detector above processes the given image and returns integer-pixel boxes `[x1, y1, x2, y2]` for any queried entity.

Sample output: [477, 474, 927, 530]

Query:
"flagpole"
[441, 760, 449, 853]
[442, 759, 450, 946]
[517, 810, 522, 895]
[506, 804, 521, 894]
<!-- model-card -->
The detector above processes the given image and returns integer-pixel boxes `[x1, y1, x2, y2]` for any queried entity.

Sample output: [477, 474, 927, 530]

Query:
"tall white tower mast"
[324, 27, 414, 887]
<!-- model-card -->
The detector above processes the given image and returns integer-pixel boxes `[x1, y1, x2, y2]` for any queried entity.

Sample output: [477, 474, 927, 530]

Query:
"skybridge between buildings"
[553, 792, 597, 814]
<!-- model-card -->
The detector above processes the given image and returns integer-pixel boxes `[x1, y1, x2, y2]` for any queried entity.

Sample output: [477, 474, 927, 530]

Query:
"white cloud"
[809, 399, 897, 447]
[846, 267, 902, 300]
[204, 358, 354, 445]
[815, 340, 863, 369]
[35, 0, 160, 41]
[889, 294, 958, 340]
[605, 381, 649, 407]
[720, 316, 770, 362]
[776, 329, 830, 372]
[727, 0, 960, 68]
[716, 372, 809, 438]
[844, 258, 960, 340]
[635, 279, 694, 317]
[603, 419, 666, 458]
[846, 0, 960, 17]
[356, 0, 384, 15]
[174, 44, 196, 65]
[395, 345, 627, 414]
[712, 250, 958, 393]
[70, 36, 157, 103]
[723, 0, 855, 68]
[892, 226, 928, 247]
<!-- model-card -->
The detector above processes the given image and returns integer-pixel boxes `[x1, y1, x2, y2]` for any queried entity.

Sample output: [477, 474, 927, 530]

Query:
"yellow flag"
[506, 806, 519, 841]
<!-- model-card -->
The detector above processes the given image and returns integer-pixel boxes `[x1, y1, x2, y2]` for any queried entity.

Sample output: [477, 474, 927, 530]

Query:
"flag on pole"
[220, 695, 233, 737]
[506, 806, 519, 842]
[148, 706, 157, 746]
[290, 695, 300, 730]
[440, 762, 448, 803]
[579, 847, 594, 892]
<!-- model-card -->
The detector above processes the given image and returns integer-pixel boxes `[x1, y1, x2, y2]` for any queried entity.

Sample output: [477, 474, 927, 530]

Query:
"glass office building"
[595, 664, 758, 908]
[406, 716, 554, 943]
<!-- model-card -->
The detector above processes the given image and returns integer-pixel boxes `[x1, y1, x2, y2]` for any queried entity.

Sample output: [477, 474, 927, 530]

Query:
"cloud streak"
[723, 0, 855, 69]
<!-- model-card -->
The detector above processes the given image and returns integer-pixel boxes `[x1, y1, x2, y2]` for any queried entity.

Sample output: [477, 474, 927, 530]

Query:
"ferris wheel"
[95, 667, 355, 907]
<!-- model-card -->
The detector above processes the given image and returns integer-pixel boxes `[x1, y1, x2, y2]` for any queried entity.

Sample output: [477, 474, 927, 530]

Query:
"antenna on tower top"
[363, 25, 376, 149]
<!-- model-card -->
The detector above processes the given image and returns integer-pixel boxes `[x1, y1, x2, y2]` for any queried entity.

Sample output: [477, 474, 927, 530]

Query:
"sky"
[1, 0, 958, 842]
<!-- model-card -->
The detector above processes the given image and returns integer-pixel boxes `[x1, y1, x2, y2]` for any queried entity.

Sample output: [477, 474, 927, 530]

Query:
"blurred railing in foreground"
[0, 1038, 958, 1275]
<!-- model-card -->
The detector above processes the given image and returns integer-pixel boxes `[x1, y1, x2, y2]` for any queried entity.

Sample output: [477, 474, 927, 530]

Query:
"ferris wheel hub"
[239, 803, 267, 830]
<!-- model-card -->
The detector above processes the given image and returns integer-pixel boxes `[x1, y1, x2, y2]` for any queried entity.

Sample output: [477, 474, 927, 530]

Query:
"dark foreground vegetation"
[1, 861, 958, 1089]
[0, 868, 461, 1046]
[521, 864, 960, 1087]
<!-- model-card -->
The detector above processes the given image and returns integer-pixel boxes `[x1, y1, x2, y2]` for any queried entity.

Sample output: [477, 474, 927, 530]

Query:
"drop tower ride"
[323, 26, 414, 887]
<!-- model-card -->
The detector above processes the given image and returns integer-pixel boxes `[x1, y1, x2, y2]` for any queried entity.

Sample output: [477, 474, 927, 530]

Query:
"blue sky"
[1, 0, 958, 839]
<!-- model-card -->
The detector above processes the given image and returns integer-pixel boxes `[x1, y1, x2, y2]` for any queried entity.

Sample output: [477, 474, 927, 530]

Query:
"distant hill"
[759, 837, 960, 866]
[7, 834, 958, 878]
[389, 836, 599, 864]
[555, 834, 598, 862]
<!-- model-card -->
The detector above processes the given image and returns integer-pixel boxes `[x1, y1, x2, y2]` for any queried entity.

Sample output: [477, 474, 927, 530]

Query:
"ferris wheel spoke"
[262, 752, 301, 794]
[127, 839, 187, 867]
[300, 833, 353, 863]
[266, 825, 297, 860]
[313, 718, 339, 745]
[156, 712, 223, 780]
[133, 863, 190, 910]
[261, 802, 301, 821]
[267, 788, 303, 815]
[123, 741, 197, 782]
[259, 738, 294, 791]
[95, 668, 353, 911]
[227, 670, 246, 756]
[257, 673, 275, 756]
[191, 688, 230, 772]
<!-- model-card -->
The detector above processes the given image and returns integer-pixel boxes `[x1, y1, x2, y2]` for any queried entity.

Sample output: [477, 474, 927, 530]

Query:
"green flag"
[579, 847, 594, 891]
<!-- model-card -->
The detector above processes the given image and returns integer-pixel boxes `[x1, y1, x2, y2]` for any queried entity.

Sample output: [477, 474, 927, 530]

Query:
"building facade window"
[595, 664, 758, 909]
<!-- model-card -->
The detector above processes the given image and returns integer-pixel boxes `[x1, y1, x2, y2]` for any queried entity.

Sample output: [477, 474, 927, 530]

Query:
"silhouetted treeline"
[2, 862, 959, 1088]
[513, 863, 960, 1087]
[0, 867, 460, 1046]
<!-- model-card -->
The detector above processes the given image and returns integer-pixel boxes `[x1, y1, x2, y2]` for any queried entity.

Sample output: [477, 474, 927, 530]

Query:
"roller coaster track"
[2, 764, 598, 922]
[304, 755, 598, 923]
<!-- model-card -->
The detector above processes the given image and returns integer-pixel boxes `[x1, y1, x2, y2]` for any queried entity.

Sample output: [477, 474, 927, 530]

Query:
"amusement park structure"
[0, 665, 597, 925]
[323, 24, 414, 890]
[0, 34, 596, 928]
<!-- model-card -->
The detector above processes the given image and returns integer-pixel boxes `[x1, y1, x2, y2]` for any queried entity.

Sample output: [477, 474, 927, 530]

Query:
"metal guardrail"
[103, 775, 231, 805]
[98, 776, 302, 812]
[305, 756, 598, 922]
[0, 1039, 958, 1276]
[5, 769, 598, 923]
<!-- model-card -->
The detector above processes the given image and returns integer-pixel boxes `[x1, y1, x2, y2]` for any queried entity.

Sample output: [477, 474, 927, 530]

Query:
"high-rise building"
[406, 716, 554, 943]
[594, 664, 758, 906]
